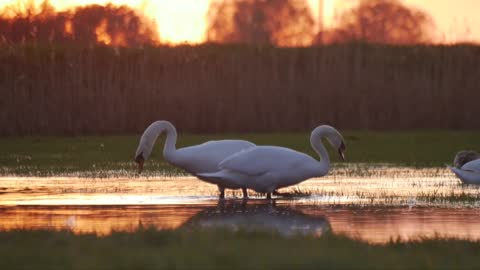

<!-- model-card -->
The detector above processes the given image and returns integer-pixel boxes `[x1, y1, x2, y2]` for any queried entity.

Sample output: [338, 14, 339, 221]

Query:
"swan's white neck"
[310, 126, 331, 176]
[140, 121, 177, 161]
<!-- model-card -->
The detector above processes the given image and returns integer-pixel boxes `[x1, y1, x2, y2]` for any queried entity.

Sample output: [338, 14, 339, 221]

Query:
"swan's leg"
[218, 186, 225, 200]
[242, 188, 248, 199]
[266, 192, 272, 200]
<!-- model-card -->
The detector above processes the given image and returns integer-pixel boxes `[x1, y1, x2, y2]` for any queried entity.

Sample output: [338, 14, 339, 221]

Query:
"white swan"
[134, 121, 256, 198]
[198, 125, 346, 199]
[448, 151, 480, 184]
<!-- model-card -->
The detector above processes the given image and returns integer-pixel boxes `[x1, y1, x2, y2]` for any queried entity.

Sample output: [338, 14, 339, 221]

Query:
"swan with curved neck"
[198, 125, 346, 199]
[134, 121, 256, 198]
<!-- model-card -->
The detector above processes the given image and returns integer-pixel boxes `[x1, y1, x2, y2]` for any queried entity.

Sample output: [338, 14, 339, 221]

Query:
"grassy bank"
[1, 44, 480, 135]
[1, 131, 479, 176]
[0, 228, 479, 269]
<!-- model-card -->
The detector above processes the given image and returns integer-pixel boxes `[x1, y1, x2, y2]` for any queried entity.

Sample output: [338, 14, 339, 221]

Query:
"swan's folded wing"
[173, 140, 256, 173]
[219, 146, 306, 176]
[461, 159, 480, 172]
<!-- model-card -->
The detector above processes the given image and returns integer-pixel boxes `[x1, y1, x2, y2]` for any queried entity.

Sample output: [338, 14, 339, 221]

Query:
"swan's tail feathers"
[197, 171, 225, 179]
[196, 171, 232, 184]
[196, 171, 234, 186]
[448, 166, 463, 178]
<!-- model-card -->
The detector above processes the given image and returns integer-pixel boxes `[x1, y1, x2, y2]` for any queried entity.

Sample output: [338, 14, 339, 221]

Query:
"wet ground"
[1, 166, 480, 243]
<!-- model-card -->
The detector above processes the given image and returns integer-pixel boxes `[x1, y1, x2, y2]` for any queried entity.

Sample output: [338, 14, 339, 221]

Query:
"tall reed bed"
[1, 43, 479, 135]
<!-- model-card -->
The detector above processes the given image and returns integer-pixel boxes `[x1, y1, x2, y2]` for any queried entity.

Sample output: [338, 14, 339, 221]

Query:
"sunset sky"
[0, 0, 478, 44]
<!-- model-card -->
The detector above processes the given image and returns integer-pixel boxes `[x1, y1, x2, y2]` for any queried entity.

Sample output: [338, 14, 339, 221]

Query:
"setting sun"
[0, 0, 211, 43]
[1, 0, 479, 44]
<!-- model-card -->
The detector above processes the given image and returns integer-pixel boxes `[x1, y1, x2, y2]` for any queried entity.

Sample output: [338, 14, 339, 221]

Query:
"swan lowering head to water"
[453, 150, 479, 168]
[449, 150, 480, 185]
[134, 120, 256, 199]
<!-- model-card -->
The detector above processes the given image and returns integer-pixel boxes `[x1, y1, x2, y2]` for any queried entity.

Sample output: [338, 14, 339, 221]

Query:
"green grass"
[0, 228, 479, 269]
[1, 130, 479, 176]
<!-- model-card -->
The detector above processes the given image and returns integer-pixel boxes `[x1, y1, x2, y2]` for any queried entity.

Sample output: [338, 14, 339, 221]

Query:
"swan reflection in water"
[180, 201, 330, 237]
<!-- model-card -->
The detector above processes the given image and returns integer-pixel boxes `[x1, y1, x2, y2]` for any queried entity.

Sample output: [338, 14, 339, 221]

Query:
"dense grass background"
[1, 131, 479, 175]
[1, 44, 479, 135]
[0, 228, 479, 269]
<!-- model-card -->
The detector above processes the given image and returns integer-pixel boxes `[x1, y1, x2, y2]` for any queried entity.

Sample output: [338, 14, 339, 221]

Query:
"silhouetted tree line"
[317, 0, 433, 45]
[208, 0, 434, 46]
[207, 0, 315, 46]
[0, 1, 159, 46]
[0, 0, 433, 47]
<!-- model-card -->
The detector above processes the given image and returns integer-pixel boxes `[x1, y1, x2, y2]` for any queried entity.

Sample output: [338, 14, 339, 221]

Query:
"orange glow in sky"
[0, 0, 479, 44]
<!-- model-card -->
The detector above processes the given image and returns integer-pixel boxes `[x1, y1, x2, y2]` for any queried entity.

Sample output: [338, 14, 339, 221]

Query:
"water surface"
[0, 166, 477, 206]
[2, 203, 480, 243]
[1, 166, 480, 243]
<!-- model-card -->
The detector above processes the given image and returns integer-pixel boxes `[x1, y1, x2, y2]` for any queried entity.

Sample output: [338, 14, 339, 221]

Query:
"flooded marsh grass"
[1, 133, 480, 251]
[0, 165, 479, 207]
[1, 167, 480, 251]
[282, 166, 480, 207]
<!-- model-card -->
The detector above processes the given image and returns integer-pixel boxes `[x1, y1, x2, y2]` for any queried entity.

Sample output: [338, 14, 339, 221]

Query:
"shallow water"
[1, 166, 480, 243]
[2, 204, 480, 243]
[1, 166, 478, 206]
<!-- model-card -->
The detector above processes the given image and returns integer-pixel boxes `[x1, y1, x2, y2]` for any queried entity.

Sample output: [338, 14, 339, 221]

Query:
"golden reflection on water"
[0, 205, 201, 236]
[0, 166, 478, 206]
[304, 207, 480, 243]
[0, 176, 220, 205]
[1, 203, 480, 243]
[1, 166, 480, 243]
